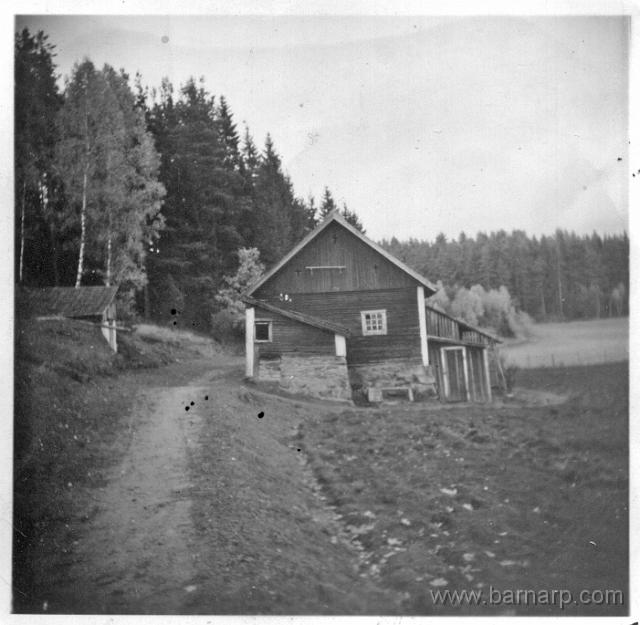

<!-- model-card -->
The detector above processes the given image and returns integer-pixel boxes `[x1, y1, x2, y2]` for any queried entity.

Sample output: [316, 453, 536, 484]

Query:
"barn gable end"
[249, 211, 436, 298]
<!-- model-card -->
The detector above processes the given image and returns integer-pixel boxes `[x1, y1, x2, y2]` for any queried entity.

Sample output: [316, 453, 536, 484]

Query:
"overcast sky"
[16, 14, 630, 242]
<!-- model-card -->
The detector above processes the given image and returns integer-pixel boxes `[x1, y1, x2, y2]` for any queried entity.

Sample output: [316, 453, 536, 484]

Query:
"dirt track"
[45, 362, 391, 614]
[58, 380, 208, 612]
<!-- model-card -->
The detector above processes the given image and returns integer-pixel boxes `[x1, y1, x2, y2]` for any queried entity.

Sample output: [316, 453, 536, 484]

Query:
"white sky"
[15, 13, 630, 242]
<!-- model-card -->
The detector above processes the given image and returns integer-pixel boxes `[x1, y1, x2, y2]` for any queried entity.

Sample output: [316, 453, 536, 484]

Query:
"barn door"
[441, 347, 470, 402]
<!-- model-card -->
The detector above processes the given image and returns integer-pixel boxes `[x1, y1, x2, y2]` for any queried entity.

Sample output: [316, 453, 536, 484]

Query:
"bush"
[210, 309, 244, 344]
[428, 282, 534, 339]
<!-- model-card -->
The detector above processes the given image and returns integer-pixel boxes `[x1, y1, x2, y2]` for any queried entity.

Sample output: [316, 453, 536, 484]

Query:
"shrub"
[428, 282, 534, 340]
[210, 309, 244, 344]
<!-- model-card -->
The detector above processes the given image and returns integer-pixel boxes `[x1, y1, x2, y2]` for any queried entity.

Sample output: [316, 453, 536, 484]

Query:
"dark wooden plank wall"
[468, 346, 488, 401]
[461, 330, 490, 345]
[427, 308, 492, 346]
[254, 307, 335, 357]
[254, 221, 419, 296]
[428, 341, 445, 398]
[426, 308, 460, 340]
[259, 287, 421, 364]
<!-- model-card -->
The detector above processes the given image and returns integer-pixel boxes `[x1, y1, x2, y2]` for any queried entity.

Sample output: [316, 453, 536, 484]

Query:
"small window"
[255, 320, 272, 342]
[361, 310, 387, 336]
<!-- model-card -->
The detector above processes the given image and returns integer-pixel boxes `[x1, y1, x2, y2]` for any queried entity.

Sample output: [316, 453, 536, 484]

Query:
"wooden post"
[334, 333, 346, 357]
[110, 319, 117, 352]
[441, 349, 450, 399]
[483, 347, 492, 402]
[245, 306, 255, 377]
[468, 349, 476, 401]
[461, 347, 471, 402]
[417, 286, 429, 366]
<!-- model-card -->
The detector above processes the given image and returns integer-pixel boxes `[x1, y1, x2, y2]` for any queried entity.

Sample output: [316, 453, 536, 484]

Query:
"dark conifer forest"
[15, 28, 628, 333]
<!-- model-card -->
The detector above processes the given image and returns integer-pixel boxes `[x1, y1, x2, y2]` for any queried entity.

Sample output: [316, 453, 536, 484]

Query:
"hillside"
[13, 318, 222, 609]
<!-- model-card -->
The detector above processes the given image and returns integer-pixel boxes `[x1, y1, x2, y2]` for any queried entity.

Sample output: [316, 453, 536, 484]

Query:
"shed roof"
[243, 295, 351, 337]
[246, 210, 438, 296]
[18, 286, 118, 318]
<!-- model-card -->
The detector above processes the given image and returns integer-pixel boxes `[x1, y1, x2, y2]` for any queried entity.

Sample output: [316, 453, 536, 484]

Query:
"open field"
[300, 362, 628, 615]
[500, 317, 628, 368]
[14, 321, 628, 615]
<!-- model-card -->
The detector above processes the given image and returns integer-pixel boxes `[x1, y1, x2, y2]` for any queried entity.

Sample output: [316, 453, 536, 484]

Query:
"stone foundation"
[257, 356, 281, 383]
[348, 359, 438, 401]
[257, 354, 352, 402]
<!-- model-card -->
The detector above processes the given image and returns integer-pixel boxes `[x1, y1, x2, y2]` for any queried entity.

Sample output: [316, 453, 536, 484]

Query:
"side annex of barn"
[243, 210, 499, 403]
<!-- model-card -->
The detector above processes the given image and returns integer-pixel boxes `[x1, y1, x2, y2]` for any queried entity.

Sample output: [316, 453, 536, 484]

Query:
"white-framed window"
[361, 309, 387, 336]
[255, 320, 272, 342]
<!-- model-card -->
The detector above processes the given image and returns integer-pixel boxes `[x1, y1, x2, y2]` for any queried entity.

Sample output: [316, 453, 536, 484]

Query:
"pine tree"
[319, 186, 337, 218]
[15, 28, 63, 285]
[340, 203, 365, 233]
[144, 78, 249, 327]
[252, 134, 295, 265]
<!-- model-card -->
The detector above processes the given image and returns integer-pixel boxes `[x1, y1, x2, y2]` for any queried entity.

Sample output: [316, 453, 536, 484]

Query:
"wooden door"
[441, 347, 469, 402]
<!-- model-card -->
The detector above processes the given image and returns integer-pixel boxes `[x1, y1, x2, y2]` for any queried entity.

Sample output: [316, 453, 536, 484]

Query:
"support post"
[441, 348, 450, 399]
[417, 286, 429, 366]
[109, 319, 117, 353]
[483, 346, 493, 402]
[245, 306, 255, 377]
[334, 333, 346, 357]
[461, 347, 471, 402]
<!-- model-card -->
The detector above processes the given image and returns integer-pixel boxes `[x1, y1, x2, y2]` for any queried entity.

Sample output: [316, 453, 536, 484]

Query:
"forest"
[15, 28, 628, 337]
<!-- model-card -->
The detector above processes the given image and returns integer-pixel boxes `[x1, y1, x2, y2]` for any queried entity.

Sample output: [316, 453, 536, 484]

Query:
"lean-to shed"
[17, 286, 119, 352]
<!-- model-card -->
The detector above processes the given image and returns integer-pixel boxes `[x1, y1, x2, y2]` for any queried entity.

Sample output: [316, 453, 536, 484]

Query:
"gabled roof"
[17, 286, 118, 318]
[243, 295, 351, 337]
[425, 303, 501, 343]
[246, 210, 437, 296]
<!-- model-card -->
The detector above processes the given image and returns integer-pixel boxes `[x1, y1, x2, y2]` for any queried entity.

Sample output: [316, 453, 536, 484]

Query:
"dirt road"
[45, 363, 392, 614]
[55, 380, 207, 612]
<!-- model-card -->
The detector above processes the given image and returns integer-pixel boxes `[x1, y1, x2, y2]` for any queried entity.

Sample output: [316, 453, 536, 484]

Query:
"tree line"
[15, 28, 362, 329]
[16, 28, 627, 332]
[382, 229, 628, 322]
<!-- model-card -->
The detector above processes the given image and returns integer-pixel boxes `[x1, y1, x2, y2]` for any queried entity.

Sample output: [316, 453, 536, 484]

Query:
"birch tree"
[56, 61, 165, 296]
[56, 60, 124, 287]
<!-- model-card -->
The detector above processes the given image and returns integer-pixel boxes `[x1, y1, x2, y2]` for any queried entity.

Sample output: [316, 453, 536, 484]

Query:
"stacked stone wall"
[348, 358, 438, 401]
[257, 354, 352, 402]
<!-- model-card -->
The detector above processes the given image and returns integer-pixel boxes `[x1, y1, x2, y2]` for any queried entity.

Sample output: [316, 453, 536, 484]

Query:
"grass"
[500, 317, 628, 368]
[299, 362, 628, 615]
[12, 318, 223, 611]
[133, 323, 220, 355]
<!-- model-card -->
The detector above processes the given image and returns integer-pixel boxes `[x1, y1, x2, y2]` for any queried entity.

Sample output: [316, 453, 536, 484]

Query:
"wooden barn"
[243, 210, 499, 403]
[17, 286, 119, 352]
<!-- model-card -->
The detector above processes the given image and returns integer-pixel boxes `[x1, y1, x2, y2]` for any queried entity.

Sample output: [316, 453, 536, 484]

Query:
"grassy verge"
[299, 362, 628, 615]
[12, 318, 220, 611]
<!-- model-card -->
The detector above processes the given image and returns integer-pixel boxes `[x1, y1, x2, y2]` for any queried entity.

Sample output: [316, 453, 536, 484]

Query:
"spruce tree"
[15, 28, 63, 285]
[340, 202, 366, 233]
[319, 186, 337, 218]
